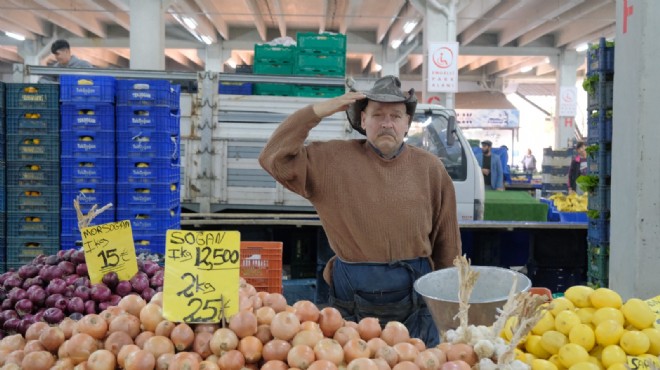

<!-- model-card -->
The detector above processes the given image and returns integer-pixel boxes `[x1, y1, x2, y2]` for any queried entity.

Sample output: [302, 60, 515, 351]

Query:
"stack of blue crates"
[59, 75, 117, 250]
[115, 80, 181, 254]
[0, 82, 4, 271]
[5, 83, 60, 269]
[585, 38, 614, 288]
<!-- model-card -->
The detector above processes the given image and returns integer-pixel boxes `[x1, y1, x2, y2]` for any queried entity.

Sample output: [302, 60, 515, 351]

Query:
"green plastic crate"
[296, 54, 345, 69]
[254, 44, 296, 64]
[254, 84, 295, 96]
[295, 85, 345, 98]
[254, 62, 294, 76]
[296, 32, 347, 54]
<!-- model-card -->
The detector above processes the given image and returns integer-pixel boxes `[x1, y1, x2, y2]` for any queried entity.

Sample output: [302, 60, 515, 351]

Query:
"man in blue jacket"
[476, 140, 505, 190]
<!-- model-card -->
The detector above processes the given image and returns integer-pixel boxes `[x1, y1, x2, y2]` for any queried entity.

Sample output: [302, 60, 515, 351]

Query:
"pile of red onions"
[0, 249, 164, 337]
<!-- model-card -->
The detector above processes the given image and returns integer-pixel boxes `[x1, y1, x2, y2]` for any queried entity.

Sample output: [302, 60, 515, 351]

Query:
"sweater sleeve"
[430, 167, 462, 270]
[258, 105, 323, 198]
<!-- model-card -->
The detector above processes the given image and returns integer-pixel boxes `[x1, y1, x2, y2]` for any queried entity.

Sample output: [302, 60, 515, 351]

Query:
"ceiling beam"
[360, 55, 372, 72]
[165, 50, 191, 68]
[554, 3, 615, 47]
[13, 0, 87, 37]
[321, 0, 330, 33]
[244, 0, 267, 41]
[93, 0, 130, 30]
[0, 10, 47, 36]
[459, 0, 527, 45]
[498, 0, 585, 46]
[566, 24, 615, 49]
[494, 56, 547, 77]
[376, 2, 405, 44]
[518, 0, 611, 46]
[467, 56, 499, 71]
[486, 56, 526, 75]
[535, 63, 555, 76]
[192, 0, 229, 39]
[0, 18, 37, 40]
[457, 55, 477, 69]
[455, 0, 500, 34]
[270, 0, 287, 38]
[408, 54, 423, 71]
[33, 0, 107, 38]
[178, 48, 204, 67]
[0, 46, 21, 62]
[109, 48, 130, 60]
[340, 0, 362, 35]
[169, 0, 218, 44]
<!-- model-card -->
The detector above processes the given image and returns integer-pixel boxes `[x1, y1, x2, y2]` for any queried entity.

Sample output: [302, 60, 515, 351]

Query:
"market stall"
[483, 190, 548, 222]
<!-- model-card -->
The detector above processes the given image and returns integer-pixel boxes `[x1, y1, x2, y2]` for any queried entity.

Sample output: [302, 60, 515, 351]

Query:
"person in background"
[259, 76, 462, 346]
[522, 148, 537, 174]
[568, 141, 588, 194]
[38, 39, 93, 83]
[476, 140, 505, 190]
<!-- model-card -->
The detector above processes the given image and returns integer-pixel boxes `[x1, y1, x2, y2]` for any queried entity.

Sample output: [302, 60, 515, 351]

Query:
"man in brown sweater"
[259, 76, 461, 345]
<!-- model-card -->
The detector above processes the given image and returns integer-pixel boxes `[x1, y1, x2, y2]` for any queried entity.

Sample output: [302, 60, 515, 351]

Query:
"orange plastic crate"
[240, 241, 283, 294]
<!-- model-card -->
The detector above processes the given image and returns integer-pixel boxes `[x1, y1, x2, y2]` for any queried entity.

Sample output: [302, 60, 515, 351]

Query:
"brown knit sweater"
[259, 105, 462, 274]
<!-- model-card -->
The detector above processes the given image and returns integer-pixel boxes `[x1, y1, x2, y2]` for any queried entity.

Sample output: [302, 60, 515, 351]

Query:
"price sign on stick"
[163, 230, 241, 323]
[80, 220, 138, 284]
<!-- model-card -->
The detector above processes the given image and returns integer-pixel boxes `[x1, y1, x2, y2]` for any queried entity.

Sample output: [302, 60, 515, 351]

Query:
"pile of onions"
[0, 250, 164, 337]
[0, 279, 473, 370]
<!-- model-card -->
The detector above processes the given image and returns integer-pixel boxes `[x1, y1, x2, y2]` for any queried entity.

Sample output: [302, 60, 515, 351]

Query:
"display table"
[484, 190, 548, 222]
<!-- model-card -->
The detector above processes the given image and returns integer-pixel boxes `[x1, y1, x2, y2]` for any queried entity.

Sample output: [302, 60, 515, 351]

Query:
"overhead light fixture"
[575, 43, 588, 52]
[182, 16, 197, 30]
[390, 39, 402, 49]
[403, 20, 418, 34]
[226, 58, 237, 69]
[544, 57, 550, 64]
[200, 35, 213, 45]
[5, 32, 25, 41]
[520, 66, 533, 73]
[374, 63, 383, 72]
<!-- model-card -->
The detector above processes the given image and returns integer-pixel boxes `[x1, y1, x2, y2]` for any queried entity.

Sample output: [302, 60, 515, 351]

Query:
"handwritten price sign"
[163, 230, 240, 323]
[80, 220, 138, 284]
[627, 355, 660, 369]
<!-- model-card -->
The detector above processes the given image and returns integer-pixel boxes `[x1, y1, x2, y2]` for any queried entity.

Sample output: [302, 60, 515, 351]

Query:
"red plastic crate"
[240, 241, 283, 294]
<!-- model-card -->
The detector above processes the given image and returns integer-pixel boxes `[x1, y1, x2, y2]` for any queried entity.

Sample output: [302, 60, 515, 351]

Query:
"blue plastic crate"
[6, 108, 59, 134]
[117, 130, 180, 159]
[170, 84, 180, 110]
[61, 210, 116, 234]
[219, 82, 253, 95]
[59, 75, 116, 103]
[131, 233, 168, 255]
[0, 82, 5, 110]
[0, 169, 4, 212]
[588, 185, 611, 212]
[6, 134, 59, 161]
[61, 157, 115, 183]
[116, 105, 179, 132]
[116, 182, 180, 209]
[587, 151, 611, 177]
[6, 237, 59, 266]
[7, 211, 59, 238]
[7, 186, 60, 212]
[61, 130, 115, 157]
[61, 103, 115, 131]
[116, 79, 173, 106]
[587, 40, 615, 74]
[7, 161, 60, 186]
[60, 233, 84, 251]
[558, 212, 588, 223]
[588, 217, 610, 244]
[6, 84, 59, 109]
[62, 183, 115, 210]
[117, 157, 180, 183]
[117, 206, 181, 232]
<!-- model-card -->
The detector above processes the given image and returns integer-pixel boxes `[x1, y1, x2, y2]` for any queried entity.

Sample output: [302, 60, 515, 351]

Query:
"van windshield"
[406, 110, 467, 181]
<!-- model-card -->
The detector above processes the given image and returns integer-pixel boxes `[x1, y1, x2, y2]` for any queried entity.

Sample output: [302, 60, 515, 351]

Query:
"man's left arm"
[430, 168, 462, 270]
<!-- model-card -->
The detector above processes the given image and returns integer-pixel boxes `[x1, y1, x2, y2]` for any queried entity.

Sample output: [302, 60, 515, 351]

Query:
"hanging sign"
[427, 42, 459, 93]
[559, 86, 578, 117]
[80, 220, 138, 284]
[163, 230, 241, 323]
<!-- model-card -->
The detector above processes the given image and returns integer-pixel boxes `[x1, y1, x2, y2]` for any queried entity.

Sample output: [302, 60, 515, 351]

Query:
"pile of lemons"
[549, 192, 588, 212]
[502, 285, 660, 370]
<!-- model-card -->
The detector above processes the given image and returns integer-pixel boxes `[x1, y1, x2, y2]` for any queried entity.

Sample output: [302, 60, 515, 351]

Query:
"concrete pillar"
[553, 50, 580, 149]
[419, 0, 457, 108]
[609, 0, 660, 300]
[17, 40, 49, 82]
[379, 42, 400, 77]
[129, 0, 168, 70]
[203, 43, 228, 72]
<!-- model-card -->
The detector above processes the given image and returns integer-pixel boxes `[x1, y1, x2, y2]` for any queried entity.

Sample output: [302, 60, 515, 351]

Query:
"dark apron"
[327, 257, 440, 347]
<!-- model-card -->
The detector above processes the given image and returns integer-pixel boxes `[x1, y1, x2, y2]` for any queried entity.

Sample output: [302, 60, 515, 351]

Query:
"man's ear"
[361, 110, 367, 130]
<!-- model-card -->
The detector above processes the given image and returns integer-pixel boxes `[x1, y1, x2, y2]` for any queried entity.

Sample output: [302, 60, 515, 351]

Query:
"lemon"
[532, 359, 559, 370]
[542, 331, 569, 355]
[33, 138, 40, 145]
[589, 345, 604, 360]
[606, 364, 627, 370]
[575, 307, 597, 325]
[619, 330, 650, 355]
[621, 298, 656, 330]
[514, 347, 526, 361]
[527, 334, 552, 359]
[549, 354, 567, 370]
[642, 327, 660, 355]
[567, 362, 599, 370]
[595, 320, 624, 346]
[551, 298, 577, 316]
[534, 311, 557, 335]
[587, 356, 604, 369]
[569, 324, 596, 351]
[556, 310, 582, 335]
[592, 308, 625, 326]
[502, 316, 518, 340]
[589, 288, 622, 309]
[565, 286, 595, 308]
[600, 345, 626, 368]
[559, 343, 590, 368]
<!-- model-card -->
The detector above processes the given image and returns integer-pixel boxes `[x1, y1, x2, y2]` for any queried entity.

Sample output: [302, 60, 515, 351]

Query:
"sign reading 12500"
[163, 230, 241, 323]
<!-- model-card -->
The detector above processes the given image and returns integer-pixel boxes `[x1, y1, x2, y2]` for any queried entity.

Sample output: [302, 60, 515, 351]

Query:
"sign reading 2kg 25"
[163, 231, 241, 323]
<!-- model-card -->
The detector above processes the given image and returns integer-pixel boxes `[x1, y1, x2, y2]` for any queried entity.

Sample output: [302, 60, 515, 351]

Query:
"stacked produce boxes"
[5, 83, 60, 269]
[584, 38, 614, 287]
[59, 76, 117, 250]
[253, 43, 296, 96]
[0, 82, 4, 271]
[115, 80, 181, 254]
[294, 32, 346, 97]
[541, 147, 572, 196]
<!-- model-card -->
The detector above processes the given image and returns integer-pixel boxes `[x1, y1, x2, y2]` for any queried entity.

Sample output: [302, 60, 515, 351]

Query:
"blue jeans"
[328, 257, 439, 347]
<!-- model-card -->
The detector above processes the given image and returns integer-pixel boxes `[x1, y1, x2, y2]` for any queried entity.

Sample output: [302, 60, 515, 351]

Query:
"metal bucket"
[414, 266, 531, 333]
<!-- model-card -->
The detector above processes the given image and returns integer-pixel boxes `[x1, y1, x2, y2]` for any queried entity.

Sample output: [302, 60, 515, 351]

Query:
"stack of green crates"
[294, 32, 346, 98]
[253, 44, 296, 96]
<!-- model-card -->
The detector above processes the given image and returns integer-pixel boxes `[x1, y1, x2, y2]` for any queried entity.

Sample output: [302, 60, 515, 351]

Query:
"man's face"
[482, 144, 491, 155]
[361, 101, 409, 157]
[54, 48, 71, 66]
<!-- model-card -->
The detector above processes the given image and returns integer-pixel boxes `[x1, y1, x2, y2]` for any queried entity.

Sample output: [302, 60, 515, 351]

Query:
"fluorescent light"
[520, 66, 533, 73]
[6, 32, 25, 41]
[200, 35, 213, 45]
[403, 20, 418, 34]
[575, 43, 588, 52]
[374, 63, 383, 72]
[182, 17, 197, 30]
[544, 57, 550, 64]
[226, 58, 237, 68]
[390, 39, 402, 49]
